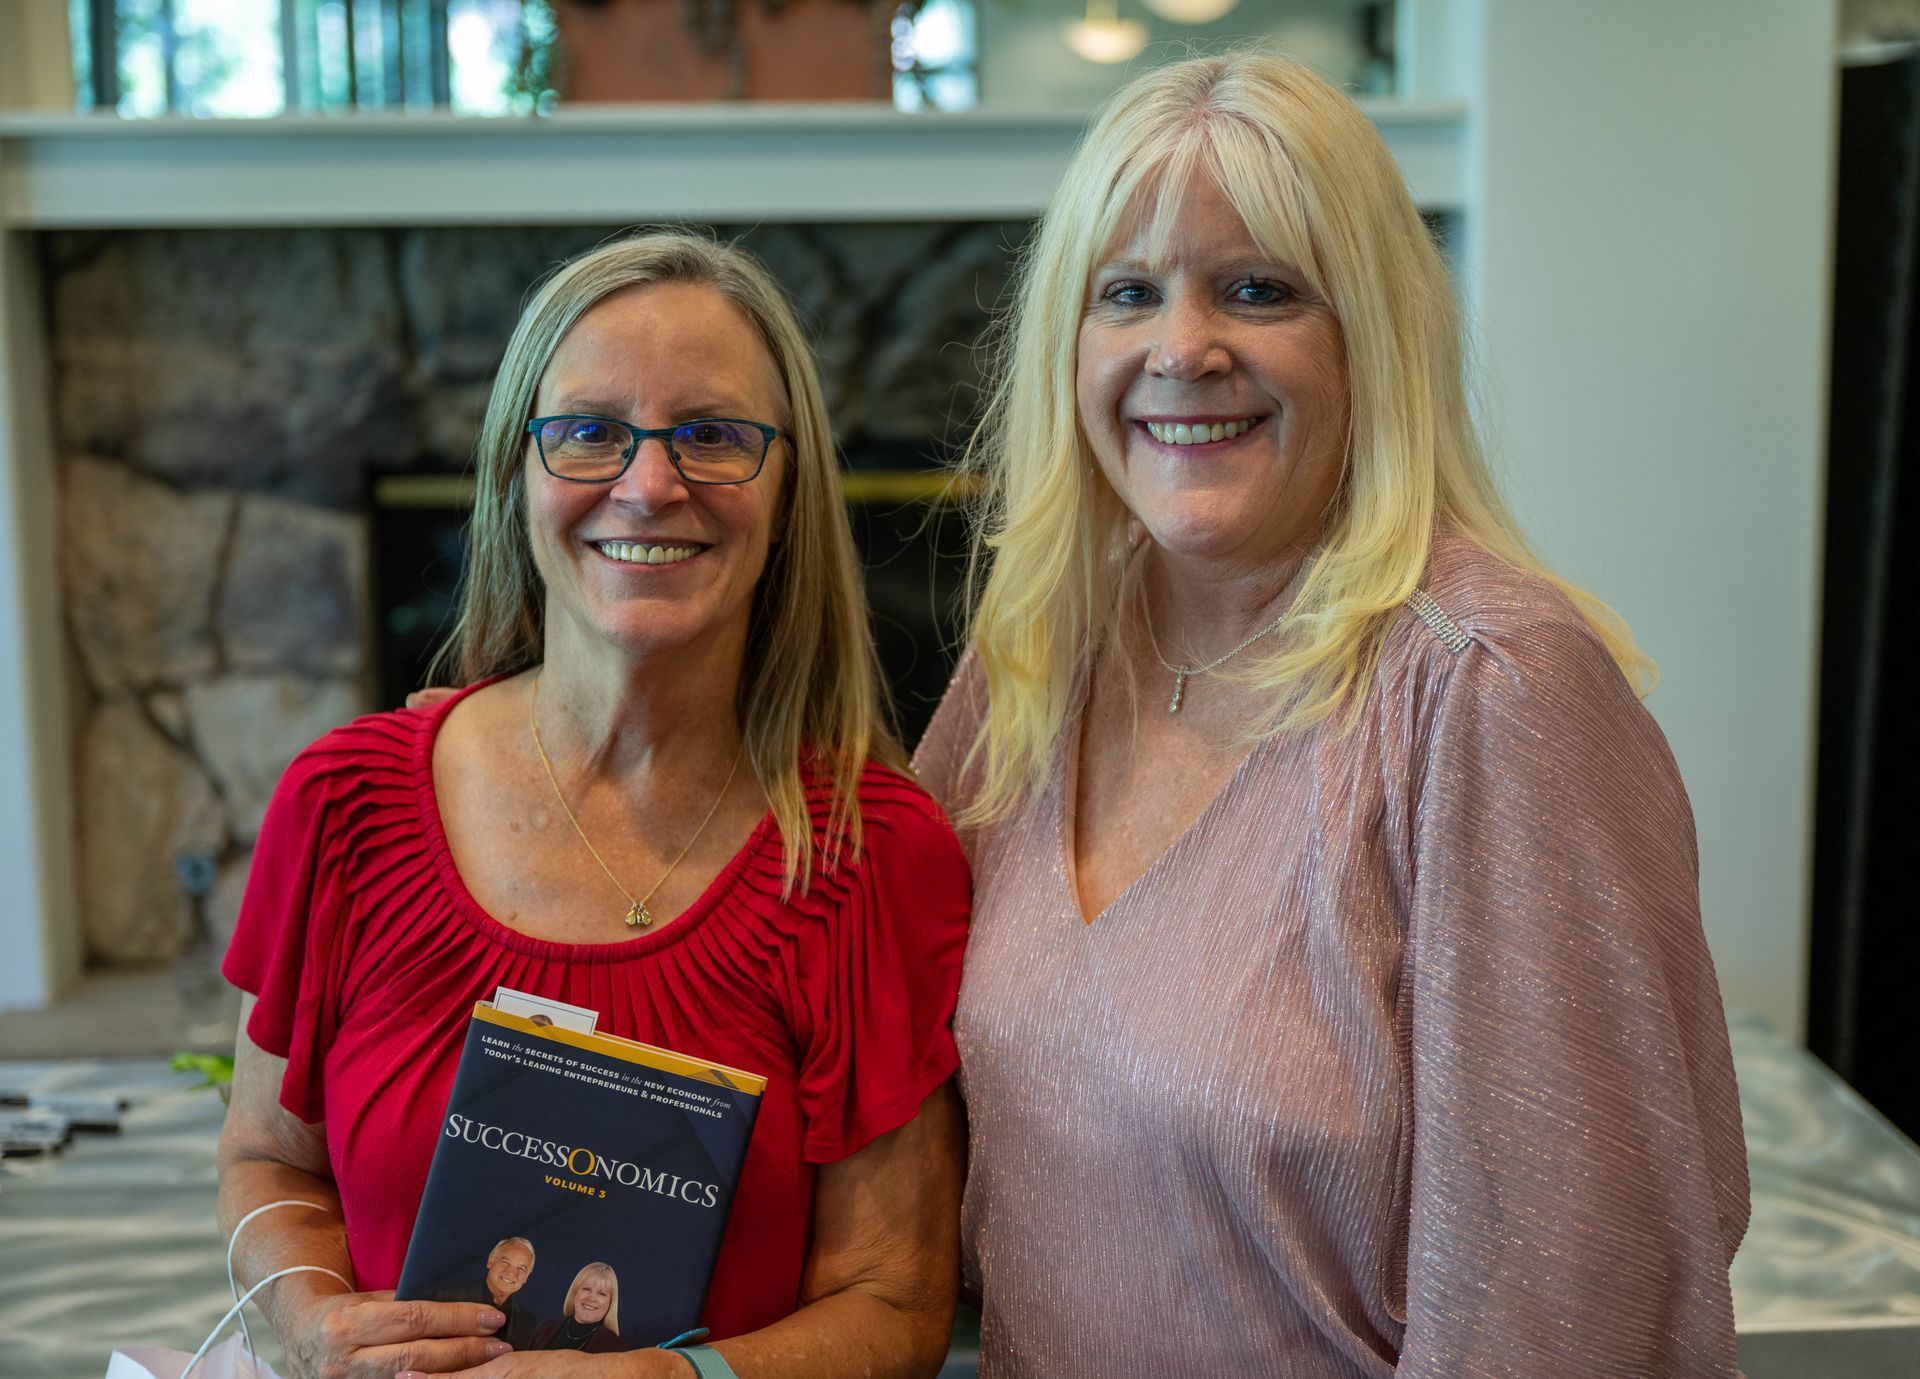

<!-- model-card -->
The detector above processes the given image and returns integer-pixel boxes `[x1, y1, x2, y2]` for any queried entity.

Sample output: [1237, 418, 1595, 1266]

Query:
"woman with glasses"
[216, 234, 968, 1379]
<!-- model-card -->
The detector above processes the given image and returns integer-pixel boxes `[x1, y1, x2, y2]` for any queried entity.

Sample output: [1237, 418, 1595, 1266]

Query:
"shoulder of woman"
[267, 703, 432, 815]
[1383, 529, 1625, 695]
[853, 758, 964, 844]
[793, 755, 962, 846]
[907, 644, 988, 812]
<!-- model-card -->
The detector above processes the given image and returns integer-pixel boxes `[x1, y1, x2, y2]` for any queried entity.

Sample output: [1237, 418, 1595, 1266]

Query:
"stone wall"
[45, 221, 1024, 965]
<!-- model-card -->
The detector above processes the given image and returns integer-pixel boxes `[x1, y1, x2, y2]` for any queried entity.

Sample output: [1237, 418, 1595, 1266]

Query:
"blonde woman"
[915, 53, 1749, 1377]
[218, 234, 967, 1379]
[531, 1263, 624, 1353]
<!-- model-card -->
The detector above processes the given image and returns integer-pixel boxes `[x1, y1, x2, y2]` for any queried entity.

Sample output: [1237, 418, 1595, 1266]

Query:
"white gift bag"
[102, 1238, 331, 1379]
[104, 1337, 286, 1379]
[104, 1202, 340, 1379]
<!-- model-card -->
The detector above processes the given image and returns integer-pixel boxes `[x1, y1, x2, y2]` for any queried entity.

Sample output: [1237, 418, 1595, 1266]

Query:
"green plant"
[171, 1051, 236, 1090]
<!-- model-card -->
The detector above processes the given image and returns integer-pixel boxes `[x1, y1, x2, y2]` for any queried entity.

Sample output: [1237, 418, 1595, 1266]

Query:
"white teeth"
[596, 541, 699, 566]
[1145, 417, 1257, 446]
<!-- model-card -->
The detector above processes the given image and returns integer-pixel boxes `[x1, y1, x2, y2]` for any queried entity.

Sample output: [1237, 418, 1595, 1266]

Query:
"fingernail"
[481, 1309, 506, 1327]
[486, 1340, 513, 1357]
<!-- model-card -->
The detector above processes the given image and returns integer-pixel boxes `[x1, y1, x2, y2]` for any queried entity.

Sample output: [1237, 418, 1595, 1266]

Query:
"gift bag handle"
[187, 1200, 351, 1379]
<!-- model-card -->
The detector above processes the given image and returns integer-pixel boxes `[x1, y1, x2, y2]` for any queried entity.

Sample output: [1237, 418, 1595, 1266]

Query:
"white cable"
[223, 1199, 350, 1376]
[184, 1263, 352, 1379]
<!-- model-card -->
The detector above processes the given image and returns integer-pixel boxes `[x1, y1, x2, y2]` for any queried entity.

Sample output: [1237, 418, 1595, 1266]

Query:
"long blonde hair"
[430, 232, 902, 889]
[561, 1261, 621, 1336]
[957, 51, 1651, 822]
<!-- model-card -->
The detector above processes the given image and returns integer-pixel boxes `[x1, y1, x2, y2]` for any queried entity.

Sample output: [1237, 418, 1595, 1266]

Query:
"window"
[892, 0, 975, 112]
[71, 0, 978, 116]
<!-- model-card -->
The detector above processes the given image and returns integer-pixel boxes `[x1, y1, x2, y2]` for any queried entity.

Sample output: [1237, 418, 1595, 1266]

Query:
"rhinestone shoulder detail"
[1406, 589, 1471, 654]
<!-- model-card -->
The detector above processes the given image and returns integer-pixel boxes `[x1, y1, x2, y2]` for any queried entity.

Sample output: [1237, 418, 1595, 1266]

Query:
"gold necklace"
[528, 672, 745, 928]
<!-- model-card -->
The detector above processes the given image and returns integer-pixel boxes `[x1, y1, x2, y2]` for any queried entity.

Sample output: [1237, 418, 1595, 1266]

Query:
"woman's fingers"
[320, 1295, 505, 1349]
[398, 1349, 539, 1379]
[291, 1291, 512, 1379]
[401, 1352, 611, 1378]
[404, 686, 460, 710]
[350, 1335, 510, 1378]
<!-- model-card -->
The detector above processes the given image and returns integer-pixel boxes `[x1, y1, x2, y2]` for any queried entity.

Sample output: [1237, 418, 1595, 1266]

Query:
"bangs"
[1089, 132, 1204, 269]
[1211, 119, 1327, 295]
[1085, 113, 1329, 300]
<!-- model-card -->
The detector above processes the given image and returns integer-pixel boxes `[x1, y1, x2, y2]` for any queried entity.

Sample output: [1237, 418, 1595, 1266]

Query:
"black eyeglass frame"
[525, 414, 783, 486]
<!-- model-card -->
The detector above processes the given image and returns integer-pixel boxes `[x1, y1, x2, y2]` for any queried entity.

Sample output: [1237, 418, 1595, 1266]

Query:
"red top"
[222, 685, 969, 1342]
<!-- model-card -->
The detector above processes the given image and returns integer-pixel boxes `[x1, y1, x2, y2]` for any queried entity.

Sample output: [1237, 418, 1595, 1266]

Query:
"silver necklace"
[1139, 588, 1292, 714]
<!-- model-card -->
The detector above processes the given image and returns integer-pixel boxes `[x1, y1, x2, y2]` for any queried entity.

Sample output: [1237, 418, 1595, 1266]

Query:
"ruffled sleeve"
[220, 736, 354, 1124]
[789, 769, 970, 1164]
[1397, 600, 1749, 1376]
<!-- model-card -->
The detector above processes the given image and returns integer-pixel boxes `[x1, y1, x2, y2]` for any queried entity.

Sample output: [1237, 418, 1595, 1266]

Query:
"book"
[395, 999, 765, 1352]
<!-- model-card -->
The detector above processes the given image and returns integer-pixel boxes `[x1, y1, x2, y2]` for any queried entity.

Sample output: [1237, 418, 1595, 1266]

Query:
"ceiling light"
[1063, 0, 1148, 63]
[1139, 0, 1239, 22]
[1064, 17, 1149, 62]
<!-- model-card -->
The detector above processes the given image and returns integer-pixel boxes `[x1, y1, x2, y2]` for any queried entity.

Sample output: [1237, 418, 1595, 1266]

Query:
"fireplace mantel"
[0, 4, 1836, 1049]
[0, 98, 1467, 1010]
[0, 102, 1469, 228]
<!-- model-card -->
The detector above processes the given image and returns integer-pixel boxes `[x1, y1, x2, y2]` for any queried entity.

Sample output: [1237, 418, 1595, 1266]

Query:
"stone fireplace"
[45, 219, 1024, 967]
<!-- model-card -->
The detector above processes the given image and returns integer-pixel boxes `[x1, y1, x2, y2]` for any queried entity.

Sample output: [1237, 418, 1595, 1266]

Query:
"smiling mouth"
[1141, 416, 1264, 446]
[594, 540, 704, 566]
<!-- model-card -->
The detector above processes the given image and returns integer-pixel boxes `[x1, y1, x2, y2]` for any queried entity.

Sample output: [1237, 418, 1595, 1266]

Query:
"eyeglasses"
[526, 414, 782, 486]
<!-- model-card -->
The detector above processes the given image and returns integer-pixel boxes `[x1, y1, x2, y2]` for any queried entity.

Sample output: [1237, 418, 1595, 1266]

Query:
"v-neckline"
[1055, 671, 1273, 928]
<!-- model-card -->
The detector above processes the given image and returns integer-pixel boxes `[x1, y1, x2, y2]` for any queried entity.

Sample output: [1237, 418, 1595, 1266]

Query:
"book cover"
[395, 1003, 765, 1351]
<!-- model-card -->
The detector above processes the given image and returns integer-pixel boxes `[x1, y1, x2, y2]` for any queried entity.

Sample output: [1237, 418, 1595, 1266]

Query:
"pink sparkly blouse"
[913, 533, 1749, 1378]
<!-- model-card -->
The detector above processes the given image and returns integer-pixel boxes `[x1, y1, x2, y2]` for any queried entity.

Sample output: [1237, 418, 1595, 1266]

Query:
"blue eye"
[675, 420, 757, 454]
[1234, 278, 1292, 305]
[1101, 281, 1156, 307]
[678, 422, 725, 447]
[565, 419, 617, 446]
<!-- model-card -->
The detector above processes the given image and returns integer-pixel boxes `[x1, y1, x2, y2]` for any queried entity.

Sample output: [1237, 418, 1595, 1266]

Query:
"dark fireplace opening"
[370, 458, 971, 752]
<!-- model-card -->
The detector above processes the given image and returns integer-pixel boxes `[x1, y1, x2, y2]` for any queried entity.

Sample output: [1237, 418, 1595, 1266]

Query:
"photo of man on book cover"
[429, 1235, 539, 1351]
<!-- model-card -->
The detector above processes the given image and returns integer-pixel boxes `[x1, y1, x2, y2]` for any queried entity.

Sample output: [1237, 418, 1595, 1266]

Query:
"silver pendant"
[1168, 670, 1188, 714]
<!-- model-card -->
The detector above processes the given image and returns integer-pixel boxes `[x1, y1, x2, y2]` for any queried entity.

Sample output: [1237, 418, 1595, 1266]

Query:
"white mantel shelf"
[0, 101, 1469, 228]
[0, 4, 1838, 1050]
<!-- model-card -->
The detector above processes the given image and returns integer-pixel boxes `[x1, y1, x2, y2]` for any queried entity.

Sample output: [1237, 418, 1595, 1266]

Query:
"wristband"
[657, 1328, 739, 1378]
[671, 1345, 740, 1379]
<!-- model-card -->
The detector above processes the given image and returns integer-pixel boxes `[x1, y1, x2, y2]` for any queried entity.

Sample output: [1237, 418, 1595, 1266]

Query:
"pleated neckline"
[407, 678, 782, 964]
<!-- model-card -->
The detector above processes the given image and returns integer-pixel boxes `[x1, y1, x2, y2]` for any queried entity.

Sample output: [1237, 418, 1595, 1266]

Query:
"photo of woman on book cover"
[426, 1235, 538, 1351]
[530, 1261, 627, 1353]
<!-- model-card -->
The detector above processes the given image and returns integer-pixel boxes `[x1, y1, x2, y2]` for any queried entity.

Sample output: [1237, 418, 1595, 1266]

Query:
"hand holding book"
[267, 1284, 513, 1377]
[394, 992, 766, 1356]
